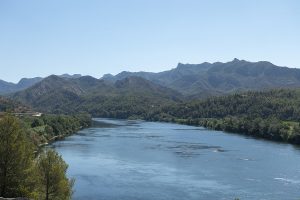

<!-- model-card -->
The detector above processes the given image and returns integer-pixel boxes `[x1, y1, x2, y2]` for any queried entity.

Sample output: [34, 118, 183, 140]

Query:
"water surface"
[52, 118, 300, 200]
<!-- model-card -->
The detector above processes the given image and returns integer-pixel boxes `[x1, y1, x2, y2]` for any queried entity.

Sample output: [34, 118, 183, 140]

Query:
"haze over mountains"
[1, 58, 300, 110]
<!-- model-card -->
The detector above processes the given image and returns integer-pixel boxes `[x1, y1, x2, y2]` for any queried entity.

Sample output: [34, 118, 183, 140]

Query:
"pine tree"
[36, 149, 74, 200]
[0, 115, 34, 198]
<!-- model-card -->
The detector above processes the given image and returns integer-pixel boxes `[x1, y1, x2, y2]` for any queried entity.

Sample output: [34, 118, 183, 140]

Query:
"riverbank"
[97, 115, 300, 145]
[37, 125, 89, 148]
[166, 117, 300, 145]
[19, 113, 92, 147]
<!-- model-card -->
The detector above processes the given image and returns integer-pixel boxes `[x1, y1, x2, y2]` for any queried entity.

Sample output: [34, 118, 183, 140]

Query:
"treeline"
[145, 89, 300, 144]
[90, 88, 300, 144]
[21, 113, 92, 146]
[173, 117, 300, 144]
[157, 89, 300, 121]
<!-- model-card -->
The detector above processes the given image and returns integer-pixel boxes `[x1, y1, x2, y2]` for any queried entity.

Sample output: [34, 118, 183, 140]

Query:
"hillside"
[0, 96, 30, 113]
[0, 74, 84, 95]
[102, 59, 300, 97]
[0, 77, 43, 94]
[12, 75, 182, 116]
[12, 75, 85, 111]
[145, 89, 300, 144]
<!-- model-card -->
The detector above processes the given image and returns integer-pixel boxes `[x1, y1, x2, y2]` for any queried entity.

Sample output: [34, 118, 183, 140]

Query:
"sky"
[0, 0, 299, 83]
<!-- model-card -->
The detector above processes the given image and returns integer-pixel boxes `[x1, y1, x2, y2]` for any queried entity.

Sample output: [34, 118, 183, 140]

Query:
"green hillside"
[147, 89, 300, 144]
[12, 75, 182, 116]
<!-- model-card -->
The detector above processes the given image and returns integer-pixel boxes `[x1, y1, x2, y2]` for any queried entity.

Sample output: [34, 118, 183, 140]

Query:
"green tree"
[31, 118, 44, 128]
[0, 115, 34, 198]
[36, 149, 74, 200]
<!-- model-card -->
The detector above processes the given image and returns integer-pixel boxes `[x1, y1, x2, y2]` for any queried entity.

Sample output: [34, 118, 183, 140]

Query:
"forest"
[88, 88, 300, 144]
[148, 89, 300, 144]
[21, 113, 92, 146]
[0, 113, 92, 199]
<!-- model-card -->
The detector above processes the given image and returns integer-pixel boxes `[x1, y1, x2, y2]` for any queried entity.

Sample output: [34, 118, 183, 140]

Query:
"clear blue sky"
[0, 0, 299, 83]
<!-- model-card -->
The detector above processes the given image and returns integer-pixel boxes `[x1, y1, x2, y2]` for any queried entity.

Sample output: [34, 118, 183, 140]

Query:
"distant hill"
[102, 59, 300, 97]
[12, 75, 182, 117]
[12, 75, 85, 111]
[0, 74, 82, 94]
[0, 77, 43, 94]
[59, 73, 82, 79]
[3, 59, 300, 97]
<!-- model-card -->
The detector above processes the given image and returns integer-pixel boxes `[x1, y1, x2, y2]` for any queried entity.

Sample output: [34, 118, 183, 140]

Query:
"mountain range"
[0, 77, 43, 94]
[0, 74, 84, 95]
[2, 59, 300, 115]
[102, 58, 300, 98]
[2, 58, 300, 146]
[11, 75, 181, 116]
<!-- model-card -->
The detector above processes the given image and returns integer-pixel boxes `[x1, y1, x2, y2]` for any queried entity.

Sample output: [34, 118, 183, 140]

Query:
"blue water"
[52, 118, 300, 200]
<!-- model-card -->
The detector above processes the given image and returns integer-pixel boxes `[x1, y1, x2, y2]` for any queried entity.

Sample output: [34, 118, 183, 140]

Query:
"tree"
[0, 115, 34, 198]
[31, 118, 44, 128]
[36, 149, 74, 200]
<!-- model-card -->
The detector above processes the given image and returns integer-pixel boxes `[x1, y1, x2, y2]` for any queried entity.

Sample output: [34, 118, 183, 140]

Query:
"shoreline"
[37, 124, 91, 149]
[91, 117, 300, 146]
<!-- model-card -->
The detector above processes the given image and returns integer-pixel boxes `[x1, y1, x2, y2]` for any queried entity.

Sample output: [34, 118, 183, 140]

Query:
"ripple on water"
[54, 119, 300, 200]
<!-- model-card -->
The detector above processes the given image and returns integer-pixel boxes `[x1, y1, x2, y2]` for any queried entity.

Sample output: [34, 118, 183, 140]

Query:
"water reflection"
[52, 118, 300, 200]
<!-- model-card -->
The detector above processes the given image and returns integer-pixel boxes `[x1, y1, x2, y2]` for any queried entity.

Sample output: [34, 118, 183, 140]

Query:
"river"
[51, 118, 300, 200]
